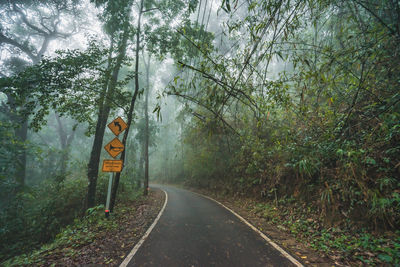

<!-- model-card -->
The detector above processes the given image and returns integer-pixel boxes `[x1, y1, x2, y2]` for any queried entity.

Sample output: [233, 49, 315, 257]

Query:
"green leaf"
[378, 254, 393, 262]
[365, 157, 376, 165]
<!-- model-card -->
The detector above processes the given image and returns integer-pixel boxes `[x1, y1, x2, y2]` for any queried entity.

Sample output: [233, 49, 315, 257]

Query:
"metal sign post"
[105, 172, 114, 218]
[102, 116, 128, 218]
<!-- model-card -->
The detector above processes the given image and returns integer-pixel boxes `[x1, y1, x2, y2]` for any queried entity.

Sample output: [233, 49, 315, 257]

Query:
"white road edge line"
[195, 192, 304, 267]
[119, 189, 168, 267]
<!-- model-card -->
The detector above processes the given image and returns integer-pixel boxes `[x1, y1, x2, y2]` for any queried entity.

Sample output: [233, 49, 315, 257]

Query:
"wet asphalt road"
[127, 185, 294, 267]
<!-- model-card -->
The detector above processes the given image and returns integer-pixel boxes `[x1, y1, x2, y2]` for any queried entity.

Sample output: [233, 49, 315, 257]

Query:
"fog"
[1, 0, 399, 263]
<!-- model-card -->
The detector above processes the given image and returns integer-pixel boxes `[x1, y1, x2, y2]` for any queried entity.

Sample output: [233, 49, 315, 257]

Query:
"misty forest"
[0, 0, 399, 265]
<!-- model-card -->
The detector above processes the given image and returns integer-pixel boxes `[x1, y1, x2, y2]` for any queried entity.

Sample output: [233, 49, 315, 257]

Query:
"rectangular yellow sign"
[102, 159, 123, 172]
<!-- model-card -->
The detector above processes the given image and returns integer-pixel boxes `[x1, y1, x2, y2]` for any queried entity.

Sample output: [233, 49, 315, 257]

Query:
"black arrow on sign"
[109, 144, 123, 151]
[114, 121, 122, 132]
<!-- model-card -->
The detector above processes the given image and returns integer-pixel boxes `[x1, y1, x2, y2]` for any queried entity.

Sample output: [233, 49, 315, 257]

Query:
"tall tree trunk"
[139, 143, 145, 186]
[86, 26, 129, 209]
[55, 113, 67, 177]
[15, 120, 27, 186]
[12, 43, 47, 187]
[181, 123, 184, 178]
[55, 113, 75, 177]
[109, 1, 144, 211]
[143, 54, 151, 196]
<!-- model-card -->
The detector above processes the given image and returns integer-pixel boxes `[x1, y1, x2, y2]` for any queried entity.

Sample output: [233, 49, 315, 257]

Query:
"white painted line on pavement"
[119, 189, 168, 267]
[195, 192, 304, 267]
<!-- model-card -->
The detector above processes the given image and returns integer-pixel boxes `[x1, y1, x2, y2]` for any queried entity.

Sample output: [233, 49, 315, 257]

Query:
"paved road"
[127, 185, 295, 267]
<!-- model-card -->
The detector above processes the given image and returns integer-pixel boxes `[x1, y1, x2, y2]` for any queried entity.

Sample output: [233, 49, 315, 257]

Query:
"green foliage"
[0, 177, 86, 261]
[164, 20, 215, 63]
[3, 204, 111, 266]
[135, 117, 160, 148]
[1, 41, 113, 133]
[91, 0, 133, 35]
[167, 0, 400, 232]
[0, 121, 24, 180]
[0, 173, 138, 263]
[2, 176, 141, 266]
[246, 198, 400, 265]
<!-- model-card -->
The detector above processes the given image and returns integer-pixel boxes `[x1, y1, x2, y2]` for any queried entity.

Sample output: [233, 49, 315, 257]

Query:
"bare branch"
[12, 3, 49, 35]
[0, 31, 37, 61]
[171, 91, 240, 136]
[143, 7, 159, 13]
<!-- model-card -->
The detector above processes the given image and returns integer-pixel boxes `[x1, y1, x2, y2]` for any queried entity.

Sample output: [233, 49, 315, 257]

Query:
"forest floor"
[180, 185, 400, 266]
[4, 189, 165, 266]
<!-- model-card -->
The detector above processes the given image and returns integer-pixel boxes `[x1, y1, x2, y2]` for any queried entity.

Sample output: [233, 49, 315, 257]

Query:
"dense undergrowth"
[168, 107, 400, 231]
[2, 204, 115, 266]
[162, 0, 400, 234]
[2, 189, 146, 267]
[0, 174, 139, 263]
[250, 199, 400, 265]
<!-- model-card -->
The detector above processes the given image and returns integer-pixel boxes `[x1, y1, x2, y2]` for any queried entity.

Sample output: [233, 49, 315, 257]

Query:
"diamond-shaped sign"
[104, 137, 124, 158]
[108, 117, 127, 136]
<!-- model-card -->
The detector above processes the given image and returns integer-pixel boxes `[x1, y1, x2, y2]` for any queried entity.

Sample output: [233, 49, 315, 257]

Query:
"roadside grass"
[248, 200, 400, 265]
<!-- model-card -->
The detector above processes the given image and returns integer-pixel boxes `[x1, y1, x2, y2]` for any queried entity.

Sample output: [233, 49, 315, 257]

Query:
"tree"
[0, 0, 81, 186]
[109, 0, 189, 210]
[55, 114, 76, 177]
[143, 53, 151, 195]
[110, 0, 147, 209]
[86, 0, 134, 208]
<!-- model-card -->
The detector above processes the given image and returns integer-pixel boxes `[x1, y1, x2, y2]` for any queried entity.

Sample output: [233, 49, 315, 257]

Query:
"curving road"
[126, 185, 297, 267]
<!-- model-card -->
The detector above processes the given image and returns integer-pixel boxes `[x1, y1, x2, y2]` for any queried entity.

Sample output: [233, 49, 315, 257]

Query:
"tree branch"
[143, 7, 159, 13]
[12, 3, 49, 35]
[177, 61, 259, 112]
[0, 32, 37, 61]
[353, 0, 398, 37]
[170, 91, 240, 136]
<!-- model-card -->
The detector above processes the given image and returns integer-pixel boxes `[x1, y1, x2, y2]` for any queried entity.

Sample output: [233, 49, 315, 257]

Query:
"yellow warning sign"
[108, 117, 127, 136]
[102, 159, 123, 172]
[104, 137, 124, 158]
